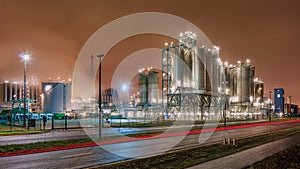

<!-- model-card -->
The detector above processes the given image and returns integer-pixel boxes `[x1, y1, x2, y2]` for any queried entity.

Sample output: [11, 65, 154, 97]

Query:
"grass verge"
[244, 143, 300, 169]
[90, 126, 300, 169]
[0, 138, 93, 153]
[0, 130, 47, 136]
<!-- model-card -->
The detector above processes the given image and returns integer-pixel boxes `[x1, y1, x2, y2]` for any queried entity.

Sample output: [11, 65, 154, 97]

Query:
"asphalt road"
[0, 122, 299, 169]
[0, 119, 266, 145]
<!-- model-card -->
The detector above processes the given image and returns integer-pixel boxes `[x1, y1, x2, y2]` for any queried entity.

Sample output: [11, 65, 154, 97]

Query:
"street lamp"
[268, 90, 273, 122]
[97, 54, 104, 140]
[20, 52, 31, 127]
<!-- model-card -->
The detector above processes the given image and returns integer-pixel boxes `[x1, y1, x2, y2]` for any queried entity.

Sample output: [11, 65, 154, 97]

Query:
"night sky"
[0, 0, 299, 104]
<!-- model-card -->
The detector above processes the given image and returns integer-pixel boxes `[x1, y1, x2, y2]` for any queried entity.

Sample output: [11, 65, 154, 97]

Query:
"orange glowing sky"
[0, 0, 300, 104]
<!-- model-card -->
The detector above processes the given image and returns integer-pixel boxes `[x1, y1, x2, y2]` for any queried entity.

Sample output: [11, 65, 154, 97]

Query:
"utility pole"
[288, 96, 292, 119]
[268, 90, 273, 122]
[97, 54, 104, 140]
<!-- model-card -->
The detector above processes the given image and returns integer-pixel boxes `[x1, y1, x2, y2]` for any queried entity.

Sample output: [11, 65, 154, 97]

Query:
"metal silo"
[197, 47, 205, 90]
[138, 73, 148, 105]
[205, 48, 212, 92]
[249, 65, 255, 101]
[42, 82, 71, 114]
[211, 48, 219, 94]
[236, 63, 250, 103]
[148, 71, 159, 104]
[254, 79, 264, 103]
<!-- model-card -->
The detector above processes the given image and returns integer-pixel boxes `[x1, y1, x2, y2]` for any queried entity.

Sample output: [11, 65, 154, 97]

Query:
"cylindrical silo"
[205, 48, 212, 92]
[249, 65, 255, 100]
[211, 48, 219, 94]
[42, 82, 71, 114]
[197, 47, 205, 90]
[182, 48, 193, 88]
[236, 64, 250, 103]
[148, 71, 159, 104]
[138, 73, 148, 105]
[254, 80, 264, 103]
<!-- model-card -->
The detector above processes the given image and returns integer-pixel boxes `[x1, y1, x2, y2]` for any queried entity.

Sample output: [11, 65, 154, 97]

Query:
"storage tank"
[236, 63, 251, 103]
[42, 82, 71, 114]
[254, 79, 264, 103]
[138, 73, 148, 105]
[148, 71, 159, 104]
[196, 47, 205, 90]
[211, 48, 219, 94]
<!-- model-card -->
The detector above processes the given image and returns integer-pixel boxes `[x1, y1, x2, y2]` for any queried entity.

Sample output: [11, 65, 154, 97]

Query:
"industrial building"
[0, 80, 40, 112]
[274, 88, 285, 114]
[41, 81, 71, 114]
[159, 31, 266, 120]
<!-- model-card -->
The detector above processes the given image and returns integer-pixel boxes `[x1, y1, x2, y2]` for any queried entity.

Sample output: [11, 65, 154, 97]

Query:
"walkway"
[188, 132, 300, 169]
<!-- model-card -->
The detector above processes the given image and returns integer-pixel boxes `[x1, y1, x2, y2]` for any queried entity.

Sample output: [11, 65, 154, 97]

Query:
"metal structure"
[148, 71, 159, 105]
[162, 32, 225, 120]
[41, 82, 71, 114]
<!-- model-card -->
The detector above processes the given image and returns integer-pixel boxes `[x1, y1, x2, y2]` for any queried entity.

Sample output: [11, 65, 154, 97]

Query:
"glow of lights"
[237, 61, 241, 64]
[68, 78, 72, 82]
[121, 83, 129, 92]
[164, 42, 168, 46]
[4, 80, 9, 83]
[246, 59, 250, 63]
[214, 46, 220, 51]
[45, 85, 52, 92]
[19, 52, 31, 61]
[224, 62, 228, 66]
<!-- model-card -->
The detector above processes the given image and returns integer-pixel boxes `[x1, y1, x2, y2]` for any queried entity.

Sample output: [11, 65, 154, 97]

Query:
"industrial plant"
[0, 31, 299, 126]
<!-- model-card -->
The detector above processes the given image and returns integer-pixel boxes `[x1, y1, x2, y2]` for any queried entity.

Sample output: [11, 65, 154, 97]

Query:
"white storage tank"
[41, 82, 71, 114]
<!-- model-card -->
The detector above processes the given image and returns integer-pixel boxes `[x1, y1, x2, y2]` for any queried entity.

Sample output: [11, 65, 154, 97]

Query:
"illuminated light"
[139, 69, 142, 73]
[58, 77, 61, 80]
[121, 83, 129, 92]
[246, 59, 250, 63]
[224, 62, 228, 66]
[214, 46, 220, 51]
[218, 87, 222, 93]
[19, 52, 31, 61]
[68, 78, 72, 82]
[4, 80, 9, 83]
[162, 73, 166, 76]
[229, 64, 233, 67]
[137, 92, 140, 95]
[45, 85, 52, 92]
[250, 96, 254, 102]
[226, 88, 230, 94]
[237, 61, 241, 64]
[164, 42, 168, 46]
[163, 88, 167, 91]
[254, 78, 258, 82]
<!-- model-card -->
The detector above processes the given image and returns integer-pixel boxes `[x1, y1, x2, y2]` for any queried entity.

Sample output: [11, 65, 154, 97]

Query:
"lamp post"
[97, 54, 104, 140]
[268, 90, 273, 122]
[288, 96, 292, 119]
[20, 52, 30, 127]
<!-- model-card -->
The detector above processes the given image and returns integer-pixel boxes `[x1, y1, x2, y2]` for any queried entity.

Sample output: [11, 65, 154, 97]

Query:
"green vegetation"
[245, 143, 300, 169]
[92, 126, 300, 169]
[0, 138, 94, 153]
[0, 130, 47, 136]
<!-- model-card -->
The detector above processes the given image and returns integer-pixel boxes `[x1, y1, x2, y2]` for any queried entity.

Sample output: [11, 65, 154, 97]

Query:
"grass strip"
[0, 130, 48, 136]
[90, 126, 300, 169]
[0, 138, 93, 153]
[244, 143, 300, 169]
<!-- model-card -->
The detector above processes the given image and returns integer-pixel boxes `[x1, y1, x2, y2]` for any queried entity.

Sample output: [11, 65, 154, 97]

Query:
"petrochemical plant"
[0, 31, 299, 123]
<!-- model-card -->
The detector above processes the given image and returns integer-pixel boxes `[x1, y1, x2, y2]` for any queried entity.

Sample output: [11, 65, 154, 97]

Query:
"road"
[0, 119, 266, 145]
[0, 121, 299, 169]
